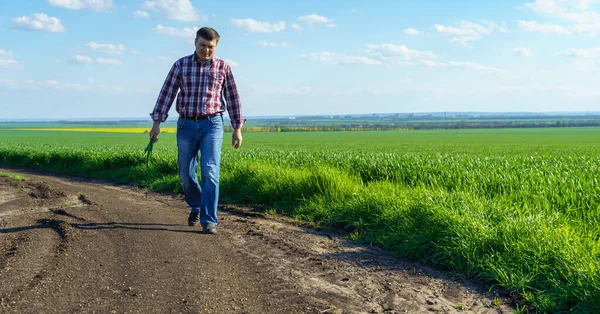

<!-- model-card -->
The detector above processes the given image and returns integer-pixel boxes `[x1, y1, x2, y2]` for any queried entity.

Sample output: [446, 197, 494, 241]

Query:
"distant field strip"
[10, 128, 177, 133]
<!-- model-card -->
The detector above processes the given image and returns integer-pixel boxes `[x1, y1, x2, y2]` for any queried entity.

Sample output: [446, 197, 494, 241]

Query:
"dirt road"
[0, 168, 514, 313]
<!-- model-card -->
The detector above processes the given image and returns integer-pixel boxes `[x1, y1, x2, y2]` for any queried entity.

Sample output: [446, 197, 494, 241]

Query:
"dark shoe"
[202, 223, 217, 234]
[188, 212, 200, 226]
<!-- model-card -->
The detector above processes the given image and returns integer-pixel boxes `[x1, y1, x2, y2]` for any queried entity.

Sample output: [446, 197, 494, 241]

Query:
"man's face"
[195, 37, 218, 62]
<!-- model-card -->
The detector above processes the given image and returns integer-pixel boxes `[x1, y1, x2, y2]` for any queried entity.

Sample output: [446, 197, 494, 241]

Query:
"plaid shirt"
[150, 53, 245, 129]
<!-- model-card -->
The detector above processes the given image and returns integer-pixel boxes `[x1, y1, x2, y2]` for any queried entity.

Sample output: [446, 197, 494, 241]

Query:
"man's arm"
[222, 63, 246, 149]
[149, 62, 180, 140]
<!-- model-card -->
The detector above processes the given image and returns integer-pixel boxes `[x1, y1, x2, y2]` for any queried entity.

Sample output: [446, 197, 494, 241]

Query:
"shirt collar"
[193, 52, 214, 64]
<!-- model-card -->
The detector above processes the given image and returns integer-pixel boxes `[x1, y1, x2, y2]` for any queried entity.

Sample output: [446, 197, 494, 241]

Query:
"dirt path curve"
[0, 168, 514, 313]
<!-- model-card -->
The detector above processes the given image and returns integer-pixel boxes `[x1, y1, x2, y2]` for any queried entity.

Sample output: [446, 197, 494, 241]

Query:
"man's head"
[195, 27, 220, 62]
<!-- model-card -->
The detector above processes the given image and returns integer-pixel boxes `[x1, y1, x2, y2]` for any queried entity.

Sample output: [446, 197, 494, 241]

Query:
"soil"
[0, 167, 516, 313]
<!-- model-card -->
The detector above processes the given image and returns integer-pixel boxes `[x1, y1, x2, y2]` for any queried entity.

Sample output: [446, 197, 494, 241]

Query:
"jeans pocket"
[210, 114, 224, 126]
[177, 117, 185, 130]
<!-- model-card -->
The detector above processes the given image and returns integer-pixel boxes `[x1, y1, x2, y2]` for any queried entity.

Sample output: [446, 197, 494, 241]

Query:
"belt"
[180, 112, 222, 121]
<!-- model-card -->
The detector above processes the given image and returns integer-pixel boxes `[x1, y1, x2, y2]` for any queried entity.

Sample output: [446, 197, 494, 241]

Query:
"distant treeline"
[224, 118, 600, 132]
[413, 119, 600, 130]
[47, 114, 600, 132]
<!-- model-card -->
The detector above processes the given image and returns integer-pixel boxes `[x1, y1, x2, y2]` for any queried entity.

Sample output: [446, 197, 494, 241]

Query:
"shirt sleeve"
[150, 62, 180, 122]
[222, 63, 246, 129]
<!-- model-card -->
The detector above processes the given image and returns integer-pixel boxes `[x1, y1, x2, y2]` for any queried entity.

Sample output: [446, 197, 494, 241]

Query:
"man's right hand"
[149, 121, 161, 141]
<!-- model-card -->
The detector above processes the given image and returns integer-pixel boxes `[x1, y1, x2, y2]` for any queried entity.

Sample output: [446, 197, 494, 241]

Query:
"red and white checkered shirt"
[150, 53, 246, 129]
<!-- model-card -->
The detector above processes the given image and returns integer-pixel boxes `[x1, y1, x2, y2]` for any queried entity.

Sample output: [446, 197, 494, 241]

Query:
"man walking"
[149, 27, 245, 234]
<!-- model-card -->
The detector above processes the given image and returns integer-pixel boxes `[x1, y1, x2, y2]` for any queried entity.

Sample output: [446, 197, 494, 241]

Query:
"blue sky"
[1, 0, 600, 120]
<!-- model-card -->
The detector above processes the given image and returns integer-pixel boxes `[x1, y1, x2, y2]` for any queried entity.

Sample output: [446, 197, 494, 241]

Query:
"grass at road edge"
[0, 171, 26, 180]
[220, 161, 599, 312]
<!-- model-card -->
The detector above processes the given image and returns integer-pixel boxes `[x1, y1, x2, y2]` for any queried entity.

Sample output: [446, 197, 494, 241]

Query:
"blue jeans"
[176, 115, 224, 226]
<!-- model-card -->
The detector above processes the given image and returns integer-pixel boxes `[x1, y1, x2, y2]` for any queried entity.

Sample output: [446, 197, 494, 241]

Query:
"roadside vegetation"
[0, 171, 26, 180]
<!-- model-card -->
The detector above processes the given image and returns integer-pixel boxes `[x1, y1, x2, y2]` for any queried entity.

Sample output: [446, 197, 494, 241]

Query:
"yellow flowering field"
[12, 128, 177, 133]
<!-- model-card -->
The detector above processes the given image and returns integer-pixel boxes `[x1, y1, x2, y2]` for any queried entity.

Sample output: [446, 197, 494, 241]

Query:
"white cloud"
[495, 21, 511, 33]
[143, 0, 203, 22]
[420, 60, 504, 73]
[562, 0, 600, 10]
[300, 46, 501, 73]
[0, 49, 15, 58]
[257, 40, 288, 47]
[525, 0, 600, 23]
[571, 22, 600, 35]
[297, 14, 332, 27]
[0, 49, 18, 68]
[248, 84, 402, 98]
[257, 40, 274, 47]
[302, 52, 382, 65]
[0, 78, 152, 94]
[71, 55, 120, 65]
[0, 60, 18, 68]
[225, 59, 239, 67]
[513, 47, 535, 56]
[555, 47, 600, 57]
[434, 21, 498, 46]
[11, 13, 66, 33]
[276, 86, 312, 96]
[292, 23, 302, 31]
[155, 25, 198, 39]
[48, 0, 84, 9]
[518, 20, 573, 34]
[0, 57, 14, 68]
[524, 0, 600, 36]
[133, 10, 150, 18]
[73, 55, 93, 64]
[86, 42, 125, 54]
[48, 0, 113, 11]
[0, 50, 15, 59]
[146, 56, 173, 63]
[403, 28, 424, 35]
[0, 79, 19, 89]
[231, 18, 286, 33]
[555, 47, 600, 68]
[96, 58, 121, 65]
[366, 44, 438, 60]
[0, 78, 88, 91]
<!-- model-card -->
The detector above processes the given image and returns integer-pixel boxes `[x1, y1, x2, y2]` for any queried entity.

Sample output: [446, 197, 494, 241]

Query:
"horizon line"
[2, 110, 600, 122]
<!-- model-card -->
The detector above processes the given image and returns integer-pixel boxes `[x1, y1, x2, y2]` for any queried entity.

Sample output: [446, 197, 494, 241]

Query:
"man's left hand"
[232, 128, 243, 149]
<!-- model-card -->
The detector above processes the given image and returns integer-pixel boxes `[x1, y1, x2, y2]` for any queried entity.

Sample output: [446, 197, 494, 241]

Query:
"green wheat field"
[1, 125, 599, 312]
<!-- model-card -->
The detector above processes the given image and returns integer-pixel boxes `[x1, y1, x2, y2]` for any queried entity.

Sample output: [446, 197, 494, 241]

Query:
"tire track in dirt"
[0, 177, 71, 305]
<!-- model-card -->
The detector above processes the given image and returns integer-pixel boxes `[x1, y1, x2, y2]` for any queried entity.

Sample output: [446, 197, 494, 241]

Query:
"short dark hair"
[196, 27, 220, 42]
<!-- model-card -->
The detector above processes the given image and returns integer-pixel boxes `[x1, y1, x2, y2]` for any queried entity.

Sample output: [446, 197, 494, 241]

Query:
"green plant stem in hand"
[144, 137, 157, 167]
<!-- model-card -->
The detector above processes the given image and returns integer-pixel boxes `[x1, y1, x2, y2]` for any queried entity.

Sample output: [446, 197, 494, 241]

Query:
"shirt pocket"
[208, 71, 224, 94]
